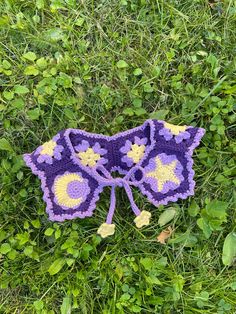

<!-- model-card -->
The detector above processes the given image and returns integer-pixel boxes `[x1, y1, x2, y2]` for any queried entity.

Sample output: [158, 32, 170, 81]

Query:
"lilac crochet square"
[23, 119, 205, 224]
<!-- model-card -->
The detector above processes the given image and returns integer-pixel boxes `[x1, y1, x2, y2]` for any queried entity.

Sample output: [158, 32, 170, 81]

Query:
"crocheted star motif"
[127, 143, 145, 164]
[53, 172, 90, 209]
[134, 210, 151, 228]
[97, 223, 115, 238]
[164, 122, 187, 135]
[146, 156, 180, 193]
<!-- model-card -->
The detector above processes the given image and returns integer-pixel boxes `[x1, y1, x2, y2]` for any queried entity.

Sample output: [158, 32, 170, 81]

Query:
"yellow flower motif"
[40, 140, 57, 156]
[77, 148, 101, 167]
[134, 210, 151, 228]
[127, 144, 145, 164]
[164, 122, 187, 136]
[54, 173, 83, 208]
[97, 223, 115, 238]
[146, 156, 180, 192]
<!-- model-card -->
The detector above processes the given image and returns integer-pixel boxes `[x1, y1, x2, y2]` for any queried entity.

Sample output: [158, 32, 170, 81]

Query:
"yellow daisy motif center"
[127, 144, 145, 164]
[164, 122, 187, 135]
[40, 140, 57, 156]
[146, 156, 180, 192]
[77, 147, 101, 167]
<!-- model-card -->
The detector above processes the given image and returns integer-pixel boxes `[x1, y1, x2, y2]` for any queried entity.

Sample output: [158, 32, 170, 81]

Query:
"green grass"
[0, 0, 236, 313]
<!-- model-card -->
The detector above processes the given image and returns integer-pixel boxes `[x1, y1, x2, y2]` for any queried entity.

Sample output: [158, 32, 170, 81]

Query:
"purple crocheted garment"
[23, 120, 205, 238]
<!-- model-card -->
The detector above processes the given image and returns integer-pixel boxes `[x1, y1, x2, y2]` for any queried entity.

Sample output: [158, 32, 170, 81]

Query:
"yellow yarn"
[134, 210, 151, 228]
[77, 148, 101, 167]
[164, 122, 187, 135]
[127, 144, 145, 163]
[97, 223, 115, 238]
[54, 173, 83, 208]
[146, 156, 180, 192]
[40, 140, 57, 156]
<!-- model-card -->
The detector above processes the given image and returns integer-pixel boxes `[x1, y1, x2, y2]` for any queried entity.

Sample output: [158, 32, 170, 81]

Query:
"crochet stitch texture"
[23, 119, 205, 237]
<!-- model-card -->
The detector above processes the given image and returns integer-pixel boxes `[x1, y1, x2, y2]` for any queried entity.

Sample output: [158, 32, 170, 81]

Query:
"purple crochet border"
[138, 127, 205, 206]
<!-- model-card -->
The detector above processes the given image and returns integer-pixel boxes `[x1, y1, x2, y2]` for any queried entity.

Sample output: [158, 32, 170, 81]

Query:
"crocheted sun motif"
[120, 136, 147, 167]
[144, 153, 184, 194]
[36, 134, 63, 164]
[75, 140, 108, 168]
[159, 121, 191, 143]
[53, 172, 90, 209]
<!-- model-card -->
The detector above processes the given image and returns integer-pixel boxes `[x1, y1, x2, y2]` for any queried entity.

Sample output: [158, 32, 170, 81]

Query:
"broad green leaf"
[23, 51, 37, 61]
[140, 257, 153, 270]
[143, 83, 154, 93]
[24, 65, 39, 76]
[57, 72, 72, 88]
[34, 300, 44, 310]
[64, 108, 75, 120]
[55, 229, 61, 239]
[134, 108, 146, 116]
[0, 230, 6, 242]
[158, 208, 176, 227]
[3, 90, 14, 100]
[116, 60, 129, 68]
[2, 60, 11, 69]
[11, 98, 25, 109]
[188, 200, 200, 217]
[197, 218, 212, 239]
[24, 245, 33, 257]
[60, 295, 71, 314]
[45, 28, 64, 41]
[48, 258, 65, 275]
[146, 275, 162, 285]
[131, 305, 142, 313]
[0, 138, 13, 152]
[205, 200, 228, 219]
[14, 85, 29, 95]
[27, 108, 40, 120]
[132, 98, 142, 108]
[36, 57, 47, 69]
[75, 17, 85, 26]
[222, 232, 236, 266]
[133, 68, 142, 76]
[123, 107, 134, 116]
[44, 228, 54, 236]
[149, 110, 169, 120]
[0, 243, 11, 254]
[36, 0, 44, 9]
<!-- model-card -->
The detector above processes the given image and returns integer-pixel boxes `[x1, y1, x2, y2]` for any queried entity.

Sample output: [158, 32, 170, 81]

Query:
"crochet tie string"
[94, 166, 141, 224]
[95, 165, 151, 238]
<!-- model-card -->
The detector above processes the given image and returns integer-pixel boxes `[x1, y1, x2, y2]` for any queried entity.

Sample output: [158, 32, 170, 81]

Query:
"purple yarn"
[23, 119, 205, 224]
